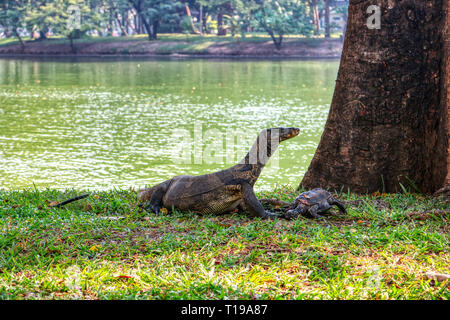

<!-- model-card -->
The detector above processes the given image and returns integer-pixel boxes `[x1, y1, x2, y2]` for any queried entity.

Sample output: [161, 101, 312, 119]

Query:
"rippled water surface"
[0, 58, 338, 191]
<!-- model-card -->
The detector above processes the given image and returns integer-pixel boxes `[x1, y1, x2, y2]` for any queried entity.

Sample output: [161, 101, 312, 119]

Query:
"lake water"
[0, 58, 339, 191]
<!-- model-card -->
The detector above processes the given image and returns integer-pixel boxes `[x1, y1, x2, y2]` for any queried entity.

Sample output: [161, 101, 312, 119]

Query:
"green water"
[0, 58, 338, 191]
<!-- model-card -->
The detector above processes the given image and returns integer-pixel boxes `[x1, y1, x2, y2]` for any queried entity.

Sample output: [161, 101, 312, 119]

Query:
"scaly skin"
[284, 188, 347, 219]
[138, 127, 300, 219]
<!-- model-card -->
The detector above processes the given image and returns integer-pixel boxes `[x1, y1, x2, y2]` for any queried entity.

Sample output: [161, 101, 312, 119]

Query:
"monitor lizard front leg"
[241, 182, 283, 219]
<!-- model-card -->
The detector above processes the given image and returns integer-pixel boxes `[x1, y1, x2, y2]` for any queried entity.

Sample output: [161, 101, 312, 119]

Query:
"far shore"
[0, 34, 344, 59]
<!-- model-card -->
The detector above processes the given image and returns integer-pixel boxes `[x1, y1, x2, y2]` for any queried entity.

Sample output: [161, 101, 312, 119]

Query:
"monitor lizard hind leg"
[147, 179, 172, 215]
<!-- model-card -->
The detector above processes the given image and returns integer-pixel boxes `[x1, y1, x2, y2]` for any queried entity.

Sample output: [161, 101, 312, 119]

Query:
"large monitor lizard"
[138, 127, 300, 219]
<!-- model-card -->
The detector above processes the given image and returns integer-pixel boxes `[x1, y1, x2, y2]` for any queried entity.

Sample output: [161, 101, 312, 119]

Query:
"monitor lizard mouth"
[241, 127, 300, 166]
[277, 127, 300, 142]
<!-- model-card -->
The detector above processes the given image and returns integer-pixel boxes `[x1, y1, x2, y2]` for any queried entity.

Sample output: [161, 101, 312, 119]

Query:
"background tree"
[0, 0, 351, 40]
[215, 0, 230, 35]
[25, 0, 50, 39]
[300, 0, 449, 194]
[196, 0, 231, 35]
[323, 0, 330, 38]
[252, 0, 313, 50]
[0, 0, 29, 51]
[231, 0, 255, 38]
[333, 1, 348, 39]
[26, 0, 103, 52]
[127, 0, 183, 40]
[307, 0, 320, 35]
[217, 0, 258, 38]
[102, 0, 133, 36]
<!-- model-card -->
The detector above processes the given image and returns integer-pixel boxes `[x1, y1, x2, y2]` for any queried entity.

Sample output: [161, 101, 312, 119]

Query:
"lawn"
[0, 32, 343, 45]
[0, 186, 448, 300]
[0, 33, 342, 50]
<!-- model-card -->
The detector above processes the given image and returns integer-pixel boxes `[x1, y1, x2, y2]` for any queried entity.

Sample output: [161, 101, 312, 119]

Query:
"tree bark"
[300, 0, 449, 194]
[151, 21, 159, 40]
[39, 28, 48, 40]
[309, 0, 320, 35]
[267, 29, 283, 50]
[115, 13, 129, 36]
[217, 10, 226, 36]
[341, 8, 348, 41]
[199, 4, 203, 35]
[440, 0, 450, 192]
[128, 0, 155, 40]
[185, 3, 199, 34]
[139, 12, 152, 39]
[69, 36, 75, 54]
[68, 32, 78, 54]
[324, 0, 330, 38]
[108, 8, 114, 36]
[13, 28, 25, 53]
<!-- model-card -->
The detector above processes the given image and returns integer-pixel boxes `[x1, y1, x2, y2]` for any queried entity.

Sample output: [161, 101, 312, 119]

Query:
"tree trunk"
[311, 1, 320, 35]
[217, 10, 226, 36]
[108, 8, 114, 35]
[123, 11, 129, 35]
[185, 3, 199, 34]
[202, 13, 208, 34]
[138, 14, 153, 40]
[139, 15, 145, 34]
[199, 4, 203, 35]
[151, 21, 159, 40]
[69, 35, 76, 54]
[115, 13, 129, 36]
[440, 0, 450, 193]
[13, 28, 25, 53]
[300, 0, 449, 194]
[267, 29, 282, 50]
[39, 28, 48, 40]
[130, 11, 138, 35]
[324, 0, 330, 38]
[132, 12, 138, 34]
[129, 0, 154, 40]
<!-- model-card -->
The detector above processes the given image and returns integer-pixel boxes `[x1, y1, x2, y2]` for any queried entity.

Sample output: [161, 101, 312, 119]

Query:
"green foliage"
[26, 0, 103, 48]
[0, 0, 29, 47]
[180, 15, 194, 34]
[0, 0, 348, 45]
[138, 0, 183, 26]
[252, 0, 314, 49]
[128, 0, 184, 40]
[24, 0, 49, 37]
[0, 1, 26, 30]
[197, 0, 257, 37]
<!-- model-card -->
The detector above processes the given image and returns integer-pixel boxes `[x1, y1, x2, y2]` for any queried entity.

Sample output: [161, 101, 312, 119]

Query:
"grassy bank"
[0, 186, 448, 300]
[0, 34, 343, 57]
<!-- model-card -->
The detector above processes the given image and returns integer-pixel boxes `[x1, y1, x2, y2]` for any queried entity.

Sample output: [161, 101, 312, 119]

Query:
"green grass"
[0, 186, 448, 300]
[0, 33, 343, 50]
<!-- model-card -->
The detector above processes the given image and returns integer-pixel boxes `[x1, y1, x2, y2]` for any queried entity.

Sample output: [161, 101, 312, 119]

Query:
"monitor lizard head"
[239, 127, 300, 168]
[275, 127, 300, 142]
[261, 127, 300, 160]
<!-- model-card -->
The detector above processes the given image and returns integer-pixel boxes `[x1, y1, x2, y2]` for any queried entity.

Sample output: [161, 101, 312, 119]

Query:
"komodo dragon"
[138, 127, 300, 219]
